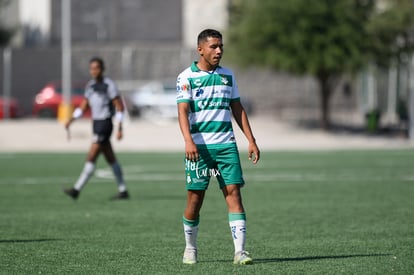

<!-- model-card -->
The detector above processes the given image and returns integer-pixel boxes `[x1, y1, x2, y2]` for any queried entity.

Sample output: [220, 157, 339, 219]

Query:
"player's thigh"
[86, 143, 101, 162]
[216, 144, 244, 189]
[92, 119, 113, 144]
[102, 143, 117, 164]
[184, 148, 215, 191]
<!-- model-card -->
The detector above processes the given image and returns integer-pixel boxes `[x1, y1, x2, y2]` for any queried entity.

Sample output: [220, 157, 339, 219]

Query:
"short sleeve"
[230, 72, 241, 101]
[84, 81, 93, 99]
[176, 74, 192, 103]
[106, 79, 120, 100]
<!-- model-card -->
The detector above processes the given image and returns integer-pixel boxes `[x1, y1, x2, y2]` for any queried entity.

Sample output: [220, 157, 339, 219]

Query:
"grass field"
[0, 150, 413, 274]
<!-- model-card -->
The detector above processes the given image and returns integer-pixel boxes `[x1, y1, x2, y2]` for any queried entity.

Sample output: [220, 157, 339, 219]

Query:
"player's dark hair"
[197, 29, 222, 45]
[89, 57, 105, 71]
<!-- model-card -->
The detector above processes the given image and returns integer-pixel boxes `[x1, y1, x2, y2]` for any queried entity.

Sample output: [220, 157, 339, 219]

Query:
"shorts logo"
[185, 159, 221, 179]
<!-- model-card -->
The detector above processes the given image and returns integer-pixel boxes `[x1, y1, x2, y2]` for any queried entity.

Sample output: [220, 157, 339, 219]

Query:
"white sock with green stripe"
[183, 216, 199, 250]
[229, 213, 246, 254]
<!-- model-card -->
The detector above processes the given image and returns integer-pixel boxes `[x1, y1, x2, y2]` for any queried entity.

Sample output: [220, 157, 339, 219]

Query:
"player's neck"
[95, 75, 104, 83]
[197, 60, 218, 72]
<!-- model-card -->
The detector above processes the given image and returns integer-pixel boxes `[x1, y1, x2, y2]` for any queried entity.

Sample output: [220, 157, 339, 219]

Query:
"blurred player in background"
[64, 57, 129, 200]
[176, 29, 260, 265]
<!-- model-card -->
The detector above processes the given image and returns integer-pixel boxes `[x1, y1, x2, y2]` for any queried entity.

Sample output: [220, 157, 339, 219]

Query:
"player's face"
[198, 36, 223, 69]
[89, 61, 103, 80]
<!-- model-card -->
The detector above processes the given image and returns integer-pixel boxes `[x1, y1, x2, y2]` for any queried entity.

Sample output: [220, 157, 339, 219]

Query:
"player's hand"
[64, 119, 72, 130]
[64, 119, 73, 141]
[248, 142, 260, 164]
[185, 140, 199, 162]
[116, 129, 123, 140]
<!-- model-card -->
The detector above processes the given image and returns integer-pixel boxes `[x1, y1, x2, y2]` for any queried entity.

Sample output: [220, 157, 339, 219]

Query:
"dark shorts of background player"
[92, 118, 113, 144]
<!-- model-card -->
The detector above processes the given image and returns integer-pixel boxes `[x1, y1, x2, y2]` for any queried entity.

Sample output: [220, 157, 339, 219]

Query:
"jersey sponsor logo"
[193, 79, 202, 86]
[197, 100, 229, 110]
[197, 100, 208, 110]
[195, 89, 204, 97]
[208, 101, 229, 108]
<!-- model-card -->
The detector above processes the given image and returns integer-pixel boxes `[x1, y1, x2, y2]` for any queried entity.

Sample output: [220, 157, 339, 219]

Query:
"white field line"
[1, 167, 412, 185]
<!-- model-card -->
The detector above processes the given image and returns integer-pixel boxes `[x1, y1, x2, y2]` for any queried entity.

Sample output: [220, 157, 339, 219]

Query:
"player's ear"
[197, 45, 203, 56]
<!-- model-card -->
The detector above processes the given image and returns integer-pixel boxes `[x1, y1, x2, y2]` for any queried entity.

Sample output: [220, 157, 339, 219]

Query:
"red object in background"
[32, 81, 90, 118]
[0, 96, 21, 119]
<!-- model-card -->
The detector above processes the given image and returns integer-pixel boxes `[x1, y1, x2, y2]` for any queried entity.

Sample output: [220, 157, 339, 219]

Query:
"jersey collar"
[191, 61, 221, 73]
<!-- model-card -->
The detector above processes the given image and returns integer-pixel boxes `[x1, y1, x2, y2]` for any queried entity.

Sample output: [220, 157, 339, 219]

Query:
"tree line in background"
[228, 0, 414, 130]
[1, 0, 414, 130]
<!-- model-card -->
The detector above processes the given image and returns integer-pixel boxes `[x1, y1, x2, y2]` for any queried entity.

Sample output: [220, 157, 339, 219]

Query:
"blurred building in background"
[0, 0, 232, 116]
[0, 0, 410, 135]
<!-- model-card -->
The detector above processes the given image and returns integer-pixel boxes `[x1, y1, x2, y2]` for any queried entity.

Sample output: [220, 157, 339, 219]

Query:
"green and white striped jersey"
[176, 61, 241, 145]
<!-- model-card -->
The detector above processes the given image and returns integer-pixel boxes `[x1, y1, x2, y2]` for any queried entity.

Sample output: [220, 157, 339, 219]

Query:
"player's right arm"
[65, 98, 89, 129]
[177, 102, 199, 162]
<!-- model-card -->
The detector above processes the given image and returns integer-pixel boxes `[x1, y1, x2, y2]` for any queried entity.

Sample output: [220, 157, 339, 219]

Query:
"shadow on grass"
[202, 253, 390, 263]
[254, 253, 391, 263]
[0, 238, 62, 244]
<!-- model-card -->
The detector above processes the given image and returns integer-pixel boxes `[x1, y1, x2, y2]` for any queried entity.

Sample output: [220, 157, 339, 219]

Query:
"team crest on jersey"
[220, 75, 229, 85]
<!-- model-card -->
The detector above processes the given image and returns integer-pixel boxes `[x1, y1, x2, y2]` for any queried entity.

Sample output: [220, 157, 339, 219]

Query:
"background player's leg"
[101, 141, 128, 198]
[64, 143, 101, 199]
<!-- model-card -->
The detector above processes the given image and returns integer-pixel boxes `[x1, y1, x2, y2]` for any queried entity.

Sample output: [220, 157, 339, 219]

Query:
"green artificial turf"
[0, 150, 413, 274]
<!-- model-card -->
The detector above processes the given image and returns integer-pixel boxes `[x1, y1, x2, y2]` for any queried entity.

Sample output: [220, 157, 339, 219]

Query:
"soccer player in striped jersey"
[63, 57, 129, 200]
[177, 29, 260, 265]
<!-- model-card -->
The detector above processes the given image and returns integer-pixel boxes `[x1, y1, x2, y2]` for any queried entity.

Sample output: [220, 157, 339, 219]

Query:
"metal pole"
[2, 47, 11, 119]
[61, 0, 71, 106]
[409, 55, 414, 140]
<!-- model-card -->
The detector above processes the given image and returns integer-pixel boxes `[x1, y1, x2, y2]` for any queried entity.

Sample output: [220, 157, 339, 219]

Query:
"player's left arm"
[112, 96, 125, 140]
[231, 100, 260, 164]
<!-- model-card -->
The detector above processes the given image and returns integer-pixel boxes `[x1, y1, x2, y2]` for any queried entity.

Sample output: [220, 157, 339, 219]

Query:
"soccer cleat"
[111, 190, 130, 200]
[63, 188, 79, 200]
[233, 251, 253, 265]
[183, 248, 197, 264]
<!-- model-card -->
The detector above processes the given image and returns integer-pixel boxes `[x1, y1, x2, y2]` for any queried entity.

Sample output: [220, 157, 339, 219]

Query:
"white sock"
[111, 161, 127, 192]
[183, 224, 198, 250]
[229, 219, 246, 254]
[74, 162, 95, 191]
